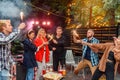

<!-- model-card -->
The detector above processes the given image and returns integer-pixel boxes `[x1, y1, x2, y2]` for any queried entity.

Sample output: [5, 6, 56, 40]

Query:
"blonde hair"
[0, 22, 6, 32]
[36, 28, 46, 38]
[0, 20, 11, 32]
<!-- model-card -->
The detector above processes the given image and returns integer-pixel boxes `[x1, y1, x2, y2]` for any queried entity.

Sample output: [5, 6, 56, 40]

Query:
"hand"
[52, 39, 58, 44]
[81, 41, 86, 45]
[18, 23, 26, 30]
[43, 42, 49, 46]
[52, 47, 56, 51]
[11, 64, 16, 76]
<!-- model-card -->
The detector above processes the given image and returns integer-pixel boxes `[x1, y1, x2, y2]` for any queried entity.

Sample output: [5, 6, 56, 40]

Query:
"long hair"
[36, 28, 46, 38]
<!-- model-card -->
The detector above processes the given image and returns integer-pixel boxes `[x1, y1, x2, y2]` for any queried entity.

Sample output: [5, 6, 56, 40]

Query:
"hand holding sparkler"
[47, 34, 54, 42]
[72, 29, 80, 39]
[18, 23, 26, 30]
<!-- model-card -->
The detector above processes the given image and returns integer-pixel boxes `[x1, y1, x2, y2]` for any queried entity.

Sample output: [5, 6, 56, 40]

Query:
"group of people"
[73, 29, 120, 80]
[0, 19, 120, 80]
[0, 20, 66, 80]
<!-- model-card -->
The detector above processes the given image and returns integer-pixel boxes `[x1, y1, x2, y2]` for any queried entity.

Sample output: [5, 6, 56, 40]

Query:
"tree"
[102, 0, 120, 26]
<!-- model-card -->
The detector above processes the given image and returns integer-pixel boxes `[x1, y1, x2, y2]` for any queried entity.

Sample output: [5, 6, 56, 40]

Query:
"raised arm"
[82, 41, 111, 53]
[0, 30, 20, 44]
[0, 23, 25, 45]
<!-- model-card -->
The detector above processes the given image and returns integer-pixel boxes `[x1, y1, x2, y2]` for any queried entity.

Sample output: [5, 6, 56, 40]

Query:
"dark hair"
[0, 23, 6, 32]
[26, 30, 35, 38]
[56, 26, 63, 30]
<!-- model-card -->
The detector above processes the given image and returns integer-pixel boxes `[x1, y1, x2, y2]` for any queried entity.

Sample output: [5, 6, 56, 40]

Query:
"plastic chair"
[65, 50, 75, 72]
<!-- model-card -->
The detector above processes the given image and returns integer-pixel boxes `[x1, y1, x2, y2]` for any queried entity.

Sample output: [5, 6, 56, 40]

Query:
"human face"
[3, 21, 13, 33]
[38, 28, 46, 38]
[87, 30, 94, 38]
[56, 28, 62, 36]
[28, 32, 35, 40]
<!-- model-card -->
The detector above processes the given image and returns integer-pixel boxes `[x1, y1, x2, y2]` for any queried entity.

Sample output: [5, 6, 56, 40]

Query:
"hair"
[0, 22, 6, 32]
[56, 26, 63, 30]
[26, 30, 35, 38]
[36, 28, 46, 38]
[88, 29, 94, 33]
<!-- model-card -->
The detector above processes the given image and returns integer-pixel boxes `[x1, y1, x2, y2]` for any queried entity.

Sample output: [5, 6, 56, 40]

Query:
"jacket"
[22, 39, 37, 68]
[90, 43, 120, 75]
[34, 37, 50, 63]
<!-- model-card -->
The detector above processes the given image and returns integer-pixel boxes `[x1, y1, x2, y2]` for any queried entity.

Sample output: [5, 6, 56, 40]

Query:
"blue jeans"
[0, 69, 10, 80]
[26, 68, 34, 80]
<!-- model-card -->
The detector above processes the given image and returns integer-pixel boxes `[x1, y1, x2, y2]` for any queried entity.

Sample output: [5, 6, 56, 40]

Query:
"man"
[50, 26, 66, 71]
[73, 29, 99, 75]
[0, 20, 25, 80]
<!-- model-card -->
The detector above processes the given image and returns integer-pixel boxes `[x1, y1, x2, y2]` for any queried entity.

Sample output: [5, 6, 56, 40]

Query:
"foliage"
[11, 40, 24, 54]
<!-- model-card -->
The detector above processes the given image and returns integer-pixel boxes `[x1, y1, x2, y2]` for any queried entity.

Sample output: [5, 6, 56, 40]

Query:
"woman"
[80, 37, 120, 80]
[34, 28, 50, 80]
[22, 30, 37, 80]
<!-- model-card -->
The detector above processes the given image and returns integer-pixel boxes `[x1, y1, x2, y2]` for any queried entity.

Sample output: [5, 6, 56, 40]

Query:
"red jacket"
[34, 37, 50, 63]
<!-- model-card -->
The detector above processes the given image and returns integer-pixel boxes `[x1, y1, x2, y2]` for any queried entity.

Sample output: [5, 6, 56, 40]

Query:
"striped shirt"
[0, 30, 20, 71]
[82, 37, 99, 66]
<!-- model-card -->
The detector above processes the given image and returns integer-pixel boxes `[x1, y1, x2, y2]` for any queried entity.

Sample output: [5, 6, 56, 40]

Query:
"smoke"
[0, 0, 31, 27]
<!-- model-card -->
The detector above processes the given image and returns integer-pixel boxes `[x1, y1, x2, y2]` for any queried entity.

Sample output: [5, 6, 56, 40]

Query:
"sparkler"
[20, 11, 24, 22]
[72, 24, 82, 39]
[47, 34, 54, 42]
[72, 29, 80, 39]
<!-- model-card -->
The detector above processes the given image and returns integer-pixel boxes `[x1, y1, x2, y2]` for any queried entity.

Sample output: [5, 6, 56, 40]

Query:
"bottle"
[49, 66, 53, 72]
[59, 65, 63, 75]
[62, 65, 66, 76]
[46, 66, 49, 73]
[42, 66, 46, 75]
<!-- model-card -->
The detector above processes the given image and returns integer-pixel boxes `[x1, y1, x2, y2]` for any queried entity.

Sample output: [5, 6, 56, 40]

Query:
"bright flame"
[20, 11, 24, 21]
[47, 34, 53, 41]
[72, 30, 79, 38]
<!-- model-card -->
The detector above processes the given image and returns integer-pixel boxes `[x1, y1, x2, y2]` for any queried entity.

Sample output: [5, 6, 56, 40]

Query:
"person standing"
[73, 29, 99, 75]
[50, 26, 66, 72]
[34, 28, 50, 80]
[0, 20, 25, 80]
[22, 30, 37, 80]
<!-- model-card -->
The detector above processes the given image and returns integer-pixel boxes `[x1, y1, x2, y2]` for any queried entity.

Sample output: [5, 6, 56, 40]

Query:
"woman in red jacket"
[34, 28, 50, 80]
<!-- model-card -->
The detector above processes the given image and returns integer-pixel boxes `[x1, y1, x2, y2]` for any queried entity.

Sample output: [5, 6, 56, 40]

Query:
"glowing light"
[35, 21, 39, 25]
[42, 21, 46, 25]
[31, 21, 35, 24]
[47, 21, 50, 25]
[20, 11, 24, 21]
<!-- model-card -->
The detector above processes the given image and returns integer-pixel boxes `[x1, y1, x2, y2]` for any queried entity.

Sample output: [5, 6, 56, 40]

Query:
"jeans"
[36, 62, 43, 80]
[92, 62, 114, 80]
[26, 68, 34, 80]
[0, 69, 10, 80]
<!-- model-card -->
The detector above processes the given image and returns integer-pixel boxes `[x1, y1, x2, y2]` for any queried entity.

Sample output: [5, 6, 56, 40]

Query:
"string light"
[24, 2, 67, 19]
